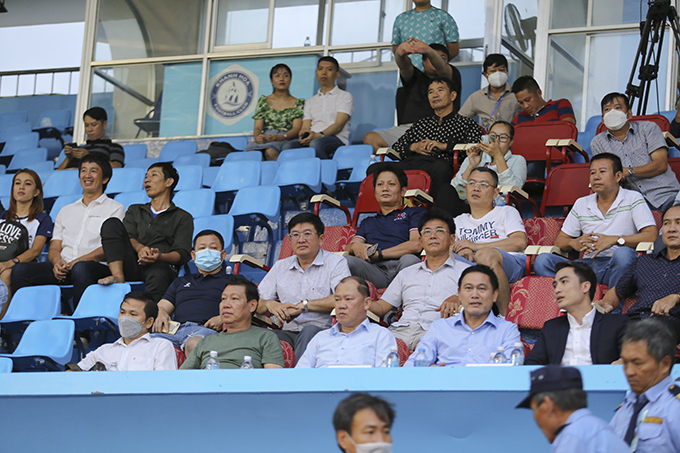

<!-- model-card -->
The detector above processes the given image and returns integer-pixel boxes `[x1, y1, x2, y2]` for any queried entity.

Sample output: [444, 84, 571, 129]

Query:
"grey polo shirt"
[591, 121, 680, 209]
[458, 83, 523, 132]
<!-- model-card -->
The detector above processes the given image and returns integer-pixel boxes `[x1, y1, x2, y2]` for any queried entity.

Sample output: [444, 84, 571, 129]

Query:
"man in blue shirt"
[609, 319, 680, 452]
[403, 264, 520, 366]
[151, 229, 233, 357]
[296, 276, 396, 368]
[345, 164, 424, 288]
[516, 365, 628, 452]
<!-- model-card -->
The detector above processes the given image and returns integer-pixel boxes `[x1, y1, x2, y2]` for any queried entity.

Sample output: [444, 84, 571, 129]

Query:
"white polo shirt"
[561, 188, 655, 258]
[53, 193, 125, 262]
[303, 85, 354, 145]
[77, 333, 177, 371]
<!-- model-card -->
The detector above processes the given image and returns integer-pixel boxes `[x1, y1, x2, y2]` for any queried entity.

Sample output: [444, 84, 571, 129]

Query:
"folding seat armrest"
[310, 194, 351, 224]
[499, 185, 538, 217]
[663, 132, 679, 149]
[404, 189, 433, 206]
[332, 251, 350, 257]
[376, 147, 401, 162]
[545, 138, 589, 163]
[524, 245, 568, 257]
[229, 254, 271, 274]
[636, 242, 654, 255]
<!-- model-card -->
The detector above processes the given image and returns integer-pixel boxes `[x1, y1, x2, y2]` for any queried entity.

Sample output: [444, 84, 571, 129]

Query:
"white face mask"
[487, 71, 508, 88]
[603, 109, 628, 131]
[348, 436, 392, 453]
[118, 315, 144, 339]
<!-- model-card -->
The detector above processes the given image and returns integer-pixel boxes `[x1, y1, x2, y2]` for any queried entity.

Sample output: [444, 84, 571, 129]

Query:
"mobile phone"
[481, 135, 490, 145]
[366, 243, 379, 256]
[301, 131, 310, 140]
[64, 142, 77, 148]
[163, 320, 180, 335]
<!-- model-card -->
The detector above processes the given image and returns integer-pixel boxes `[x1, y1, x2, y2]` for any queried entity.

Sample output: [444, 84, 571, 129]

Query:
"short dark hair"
[269, 63, 292, 80]
[428, 76, 457, 95]
[469, 167, 499, 187]
[318, 56, 340, 72]
[418, 207, 455, 235]
[148, 162, 179, 192]
[490, 120, 515, 139]
[423, 43, 450, 62]
[512, 75, 541, 95]
[483, 54, 508, 73]
[193, 229, 225, 249]
[333, 393, 395, 442]
[459, 264, 500, 292]
[532, 388, 587, 412]
[662, 203, 680, 221]
[288, 212, 325, 235]
[336, 276, 370, 299]
[590, 152, 623, 175]
[83, 106, 107, 122]
[372, 163, 408, 190]
[225, 274, 259, 304]
[555, 261, 597, 300]
[600, 92, 630, 112]
[80, 153, 112, 191]
[122, 291, 157, 320]
[623, 319, 676, 364]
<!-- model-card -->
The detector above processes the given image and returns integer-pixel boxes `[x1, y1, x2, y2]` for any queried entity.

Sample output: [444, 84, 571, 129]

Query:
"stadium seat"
[321, 159, 338, 193]
[396, 338, 411, 366]
[278, 148, 315, 161]
[280, 340, 295, 368]
[42, 170, 83, 200]
[595, 114, 670, 134]
[333, 144, 373, 179]
[34, 109, 71, 132]
[23, 161, 54, 184]
[0, 165, 5, 175]
[523, 217, 566, 275]
[172, 189, 215, 217]
[0, 285, 61, 337]
[260, 161, 278, 185]
[7, 148, 48, 171]
[0, 319, 75, 372]
[174, 165, 204, 191]
[0, 357, 12, 373]
[335, 158, 373, 196]
[158, 141, 197, 161]
[125, 158, 159, 169]
[0, 132, 40, 159]
[584, 114, 601, 132]
[202, 167, 219, 188]
[0, 174, 14, 197]
[212, 160, 261, 212]
[539, 163, 591, 217]
[218, 136, 248, 150]
[123, 144, 147, 162]
[105, 167, 145, 195]
[193, 215, 235, 251]
[49, 194, 83, 222]
[175, 153, 210, 168]
[0, 111, 28, 128]
[273, 157, 322, 197]
[115, 190, 149, 210]
[668, 157, 680, 176]
[0, 122, 32, 143]
[225, 150, 262, 162]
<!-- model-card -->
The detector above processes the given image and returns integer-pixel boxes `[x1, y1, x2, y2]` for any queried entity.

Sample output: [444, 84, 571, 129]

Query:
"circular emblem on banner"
[208, 64, 259, 126]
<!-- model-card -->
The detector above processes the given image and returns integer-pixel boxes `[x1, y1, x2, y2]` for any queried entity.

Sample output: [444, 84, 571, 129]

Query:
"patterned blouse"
[252, 95, 305, 132]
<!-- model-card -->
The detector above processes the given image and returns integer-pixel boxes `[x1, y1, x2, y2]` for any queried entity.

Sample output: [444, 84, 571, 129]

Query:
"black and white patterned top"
[392, 112, 482, 165]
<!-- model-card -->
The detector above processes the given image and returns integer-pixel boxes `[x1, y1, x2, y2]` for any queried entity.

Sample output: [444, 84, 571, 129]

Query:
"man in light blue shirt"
[516, 365, 628, 453]
[404, 264, 520, 366]
[609, 319, 680, 452]
[297, 276, 396, 368]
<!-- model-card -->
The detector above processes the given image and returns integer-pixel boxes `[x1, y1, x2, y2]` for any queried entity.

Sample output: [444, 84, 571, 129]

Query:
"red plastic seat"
[396, 338, 411, 366]
[539, 163, 592, 217]
[174, 346, 186, 368]
[523, 217, 565, 274]
[280, 340, 295, 368]
[595, 114, 670, 134]
[668, 158, 680, 178]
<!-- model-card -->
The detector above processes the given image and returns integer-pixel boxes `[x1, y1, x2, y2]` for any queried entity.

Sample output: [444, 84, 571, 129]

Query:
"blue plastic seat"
[24, 161, 54, 184]
[0, 111, 28, 128]
[584, 114, 601, 132]
[115, 190, 149, 210]
[42, 170, 83, 200]
[278, 147, 315, 162]
[0, 357, 12, 373]
[273, 157, 322, 197]
[125, 157, 159, 169]
[0, 319, 75, 371]
[158, 141, 197, 161]
[0, 285, 61, 335]
[0, 132, 40, 157]
[202, 167, 219, 188]
[228, 185, 282, 263]
[212, 160, 261, 212]
[8, 148, 48, 171]
[35, 109, 71, 131]
[0, 122, 32, 143]
[175, 153, 210, 167]
[174, 165, 204, 191]
[219, 136, 248, 149]
[123, 144, 147, 162]
[0, 165, 6, 175]
[173, 188, 215, 217]
[321, 159, 338, 193]
[225, 151, 262, 162]
[193, 215, 235, 252]
[49, 194, 83, 223]
[333, 144, 373, 170]
[0, 174, 14, 196]
[260, 161, 278, 185]
[105, 167, 145, 195]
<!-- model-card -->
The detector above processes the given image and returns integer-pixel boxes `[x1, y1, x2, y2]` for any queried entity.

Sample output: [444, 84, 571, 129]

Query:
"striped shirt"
[512, 98, 575, 124]
[561, 188, 656, 258]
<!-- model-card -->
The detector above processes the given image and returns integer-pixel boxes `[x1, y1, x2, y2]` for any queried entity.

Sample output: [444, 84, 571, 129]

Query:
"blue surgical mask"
[195, 248, 222, 272]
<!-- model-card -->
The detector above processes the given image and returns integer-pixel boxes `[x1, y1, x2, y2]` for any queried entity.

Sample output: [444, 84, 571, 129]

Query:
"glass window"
[550, 0, 586, 29]
[331, 0, 382, 45]
[216, 0, 270, 47]
[502, 0, 537, 76]
[547, 34, 586, 127]
[592, 0, 650, 27]
[96, 0, 204, 61]
[448, 0, 485, 40]
[272, 0, 322, 48]
[0, 23, 84, 72]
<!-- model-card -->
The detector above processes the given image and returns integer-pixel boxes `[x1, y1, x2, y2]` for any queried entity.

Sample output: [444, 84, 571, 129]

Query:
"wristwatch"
[617, 237, 625, 246]
[283, 133, 288, 140]
[319, 131, 325, 137]
[628, 166, 635, 177]
[11, 257, 19, 264]
[301, 299, 309, 312]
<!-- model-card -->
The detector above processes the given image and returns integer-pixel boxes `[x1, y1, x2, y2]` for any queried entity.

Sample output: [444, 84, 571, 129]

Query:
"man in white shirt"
[369, 208, 471, 349]
[533, 153, 658, 288]
[281, 56, 354, 159]
[297, 276, 396, 368]
[11, 154, 125, 310]
[525, 261, 628, 366]
[452, 167, 527, 316]
[71, 291, 177, 371]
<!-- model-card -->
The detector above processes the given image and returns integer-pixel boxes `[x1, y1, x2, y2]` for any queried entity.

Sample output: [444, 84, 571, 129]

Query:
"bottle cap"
[514, 342, 522, 348]
[210, 350, 218, 358]
[390, 346, 398, 352]
[244, 355, 252, 361]
[497, 346, 504, 352]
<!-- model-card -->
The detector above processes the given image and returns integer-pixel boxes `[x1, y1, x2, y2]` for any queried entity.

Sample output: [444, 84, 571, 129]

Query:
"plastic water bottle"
[489, 352, 496, 363]
[240, 355, 254, 369]
[385, 346, 400, 368]
[108, 361, 118, 371]
[493, 346, 507, 364]
[369, 154, 377, 164]
[226, 266, 232, 275]
[413, 348, 428, 367]
[510, 342, 524, 366]
[494, 193, 506, 207]
[304, 36, 311, 46]
[205, 350, 220, 370]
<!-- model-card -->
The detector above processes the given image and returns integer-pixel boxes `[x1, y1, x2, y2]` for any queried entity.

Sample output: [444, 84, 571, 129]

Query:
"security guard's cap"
[516, 365, 583, 409]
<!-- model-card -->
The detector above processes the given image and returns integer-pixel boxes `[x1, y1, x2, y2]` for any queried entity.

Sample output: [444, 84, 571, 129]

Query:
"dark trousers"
[368, 157, 469, 217]
[100, 218, 178, 302]
[11, 260, 111, 309]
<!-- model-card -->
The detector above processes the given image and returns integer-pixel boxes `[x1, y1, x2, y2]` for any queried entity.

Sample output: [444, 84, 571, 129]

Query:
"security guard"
[609, 319, 680, 452]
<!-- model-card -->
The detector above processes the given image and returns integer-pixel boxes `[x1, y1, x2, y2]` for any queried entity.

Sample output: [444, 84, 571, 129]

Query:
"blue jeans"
[282, 135, 343, 159]
[533, 246, 637, 288]
[152, 322, 217, 349]
[497, 249, 527, 283]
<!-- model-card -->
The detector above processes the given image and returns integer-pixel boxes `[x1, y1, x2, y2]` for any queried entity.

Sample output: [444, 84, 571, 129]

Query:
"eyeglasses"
[467, 181, 495, 189]
[420, 228, 448, 237]
[289, 231, 319, 241]
[488, 133, 511, 143]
